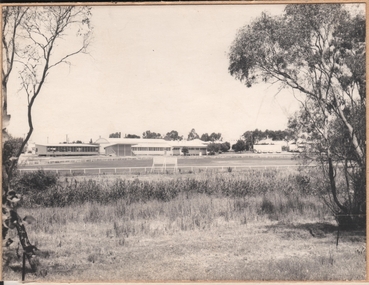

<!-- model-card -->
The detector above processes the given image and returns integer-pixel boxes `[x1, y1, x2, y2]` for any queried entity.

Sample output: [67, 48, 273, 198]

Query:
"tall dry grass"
[26, 191, 328, 238]
[18, 168, 320, 207]
[20, 168, 331, 238]
[5, 168, 365, 282]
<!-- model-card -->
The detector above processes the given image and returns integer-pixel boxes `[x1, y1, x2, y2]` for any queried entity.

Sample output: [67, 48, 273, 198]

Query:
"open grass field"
[4, 206, 365, 282]
[3, 169, 366, 282]
[19, 154, 299, 170]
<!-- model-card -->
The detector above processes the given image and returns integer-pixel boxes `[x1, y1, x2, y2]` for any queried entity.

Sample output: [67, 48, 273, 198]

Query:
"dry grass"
[18, 168, 319, 208]
[3, 169, 366, 281]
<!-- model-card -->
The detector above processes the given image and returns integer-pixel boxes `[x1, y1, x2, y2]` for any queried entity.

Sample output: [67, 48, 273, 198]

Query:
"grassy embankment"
[3, 168, 366, 281]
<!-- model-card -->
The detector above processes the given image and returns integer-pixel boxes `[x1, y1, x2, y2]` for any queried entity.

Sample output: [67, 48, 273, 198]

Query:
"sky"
[6, 4, 303, 144]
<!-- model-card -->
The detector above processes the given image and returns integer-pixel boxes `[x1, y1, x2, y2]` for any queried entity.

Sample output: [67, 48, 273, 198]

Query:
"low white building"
[94, 137, 110, 154]
[101, 138, 207, 157]
[170, 139, 207, 156]
[253, 144, 282, 153]
[131, 143, 172, 156]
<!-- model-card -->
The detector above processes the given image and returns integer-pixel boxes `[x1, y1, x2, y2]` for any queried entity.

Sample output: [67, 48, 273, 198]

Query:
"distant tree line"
[59, 139, 94, 144]
[241, 129, 293, 151]
[109, 132, 121, 138]
[125, 134, 140, 139]
[200, 132, 222, 142]
[60, 140, 81, 144]
[112, 128, 224, 143]
[109, 127, 298, 155]
[142, 130, 162, 139]
[207, 142, 230, 154]
[109, 127, 299, 155]
[164, 130, 183, 141]
[230, 129, 293, 153]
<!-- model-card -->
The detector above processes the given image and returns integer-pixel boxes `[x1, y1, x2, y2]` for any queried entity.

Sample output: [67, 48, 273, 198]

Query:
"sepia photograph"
[1, 2, 366, 282]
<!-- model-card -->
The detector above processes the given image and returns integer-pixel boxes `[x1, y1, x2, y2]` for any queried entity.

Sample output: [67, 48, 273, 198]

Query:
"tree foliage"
[164, 130, 183, 141]
[2, 7, 29, 132]
[241, 129, 292, 152]
[232, 140, 247, 153]
[181, 147, 189, 155]
[200, 133, 210, 142]
[125, 134, 140, 139]
[3, 6, 92, 189]
[109, 132, 121, 138]
[220, 142, 231, 152]
[2, 136, 24, 178]
[2, 5, 92, 274]
[207, 142, 230, 154]
[242, 129, 291, 148]
[187, 128, 199, 141]
[201, 132, 222, 142]
[142, 130, 162, 139]
[229, 4, 365, 228]
[207, 143, 220, 154]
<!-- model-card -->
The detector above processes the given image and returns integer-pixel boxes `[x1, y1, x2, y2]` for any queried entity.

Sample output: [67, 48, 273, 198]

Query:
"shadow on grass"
[8, 265, 35, 274]
[265, 221, 366, 242]
[3, 249, 52, 279]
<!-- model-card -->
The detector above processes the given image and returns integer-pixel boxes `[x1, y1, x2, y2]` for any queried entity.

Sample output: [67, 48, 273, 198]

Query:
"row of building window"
[132, 147, 207, 151]
[46, 146, 98, 152]
[173, 147, 206, 151]
[132, 147, 171, 151]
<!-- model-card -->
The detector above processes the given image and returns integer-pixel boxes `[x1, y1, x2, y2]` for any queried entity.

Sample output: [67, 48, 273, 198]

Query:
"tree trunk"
[3, 204, 39, 272]
[328, 157, 347, 214]
[2, 83, 11, 132]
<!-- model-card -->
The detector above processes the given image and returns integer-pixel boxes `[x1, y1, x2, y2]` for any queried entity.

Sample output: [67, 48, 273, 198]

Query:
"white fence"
[18, 164, 308, 175]
[20, 156, 138, 166]
[20, 153, 296, 166]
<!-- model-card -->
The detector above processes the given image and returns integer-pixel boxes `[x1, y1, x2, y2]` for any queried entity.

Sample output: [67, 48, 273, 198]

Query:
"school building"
[100, 138, 208, 157]
[35, 143, 99, 156]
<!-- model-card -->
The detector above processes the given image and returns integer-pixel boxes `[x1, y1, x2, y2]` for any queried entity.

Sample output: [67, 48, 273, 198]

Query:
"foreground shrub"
[13, 169, 59, 195]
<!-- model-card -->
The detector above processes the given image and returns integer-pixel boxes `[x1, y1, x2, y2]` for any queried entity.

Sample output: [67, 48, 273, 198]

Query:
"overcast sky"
[7, 4, 303, 144]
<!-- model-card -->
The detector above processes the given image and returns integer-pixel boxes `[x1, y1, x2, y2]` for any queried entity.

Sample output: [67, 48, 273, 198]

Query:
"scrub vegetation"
[3, 168, 366, 281]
